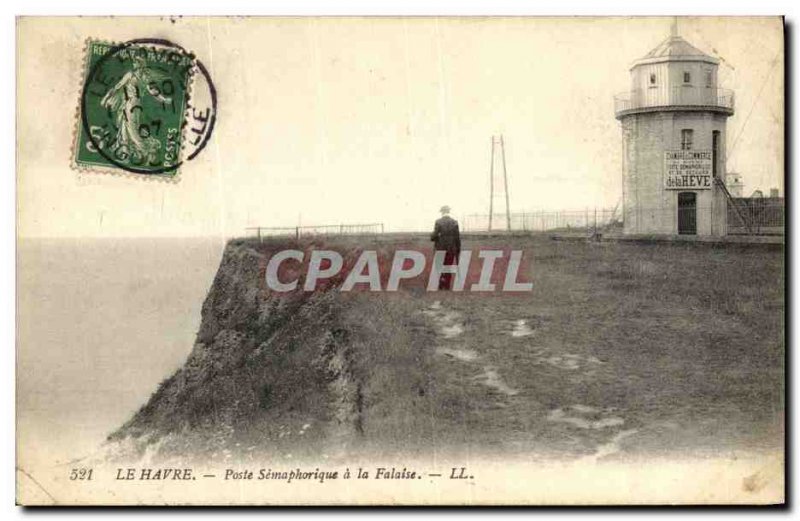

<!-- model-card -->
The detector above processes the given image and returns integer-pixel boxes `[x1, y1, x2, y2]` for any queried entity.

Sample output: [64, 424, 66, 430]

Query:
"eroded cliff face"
[107, 239, 369, 463]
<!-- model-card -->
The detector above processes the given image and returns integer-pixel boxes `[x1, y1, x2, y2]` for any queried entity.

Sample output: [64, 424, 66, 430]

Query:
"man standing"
[430, 205, 462, 290]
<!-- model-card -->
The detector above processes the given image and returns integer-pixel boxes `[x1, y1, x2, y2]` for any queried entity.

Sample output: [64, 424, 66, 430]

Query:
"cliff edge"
[106, 238, 437, 464]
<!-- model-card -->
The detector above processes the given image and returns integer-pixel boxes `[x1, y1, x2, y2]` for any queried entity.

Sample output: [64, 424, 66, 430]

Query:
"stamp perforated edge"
[70, 37, 202, 184]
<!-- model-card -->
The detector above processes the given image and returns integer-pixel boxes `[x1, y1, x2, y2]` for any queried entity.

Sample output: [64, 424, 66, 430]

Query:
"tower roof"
[634, 35, 719, 67]
[644, 35, 711, 59]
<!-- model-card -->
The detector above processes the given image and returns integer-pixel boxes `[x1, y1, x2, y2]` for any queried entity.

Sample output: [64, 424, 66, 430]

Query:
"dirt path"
[420, 289, 639, 462]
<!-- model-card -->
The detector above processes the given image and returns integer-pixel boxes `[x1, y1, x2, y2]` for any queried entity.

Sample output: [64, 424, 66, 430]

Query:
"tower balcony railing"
[614, 87, 735, 118]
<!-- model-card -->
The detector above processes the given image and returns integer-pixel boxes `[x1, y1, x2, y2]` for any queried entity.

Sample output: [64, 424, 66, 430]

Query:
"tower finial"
[671, 16, 679, 37]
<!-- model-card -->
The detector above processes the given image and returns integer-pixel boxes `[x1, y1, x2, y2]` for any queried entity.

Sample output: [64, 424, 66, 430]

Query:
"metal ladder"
[714, 177, 752, 234]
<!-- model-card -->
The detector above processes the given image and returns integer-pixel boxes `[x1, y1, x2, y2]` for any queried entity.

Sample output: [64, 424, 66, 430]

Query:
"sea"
[16, 237, 225, 467]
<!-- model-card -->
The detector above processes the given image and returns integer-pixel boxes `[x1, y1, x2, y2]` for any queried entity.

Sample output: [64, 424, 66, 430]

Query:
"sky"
[17, 16, 784, 237]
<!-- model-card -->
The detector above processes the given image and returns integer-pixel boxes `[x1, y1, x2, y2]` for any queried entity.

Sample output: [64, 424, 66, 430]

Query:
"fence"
[614, 87, 735, 117]
[462, 209, 621, 234]
[245, 223, 384, 240]
[244, 200, 784, 238]
[616, 201, 785, 236]
[727, 198, 785, 235]
[464, 201, 784, 236]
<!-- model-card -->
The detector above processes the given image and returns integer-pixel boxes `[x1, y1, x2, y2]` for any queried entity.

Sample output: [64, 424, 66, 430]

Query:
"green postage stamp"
[74, 38, 216, 178]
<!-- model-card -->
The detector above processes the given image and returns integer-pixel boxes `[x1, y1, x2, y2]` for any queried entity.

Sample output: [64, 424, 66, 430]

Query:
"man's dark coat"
[430, 215, 461, 255]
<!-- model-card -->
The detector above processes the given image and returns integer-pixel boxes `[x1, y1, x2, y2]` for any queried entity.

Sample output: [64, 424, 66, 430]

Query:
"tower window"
[683, 71, 691, 84]
[681, 129, 694, 150]
[705, 70, 713, 87]
[649, 73, 656, 85]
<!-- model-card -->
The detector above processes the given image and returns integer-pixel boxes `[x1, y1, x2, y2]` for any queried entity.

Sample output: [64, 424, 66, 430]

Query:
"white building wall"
[621, 111, 728, 236]
[630, 59, 719, 108]
[630, 62, 671, 108]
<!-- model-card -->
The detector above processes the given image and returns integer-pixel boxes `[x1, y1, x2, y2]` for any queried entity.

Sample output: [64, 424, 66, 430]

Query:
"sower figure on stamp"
[100, 55, 173, 165]
[430, 205, 462, 290]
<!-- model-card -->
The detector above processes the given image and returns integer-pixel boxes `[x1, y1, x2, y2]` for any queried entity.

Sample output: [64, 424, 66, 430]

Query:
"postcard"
[16, 16, 785, 505]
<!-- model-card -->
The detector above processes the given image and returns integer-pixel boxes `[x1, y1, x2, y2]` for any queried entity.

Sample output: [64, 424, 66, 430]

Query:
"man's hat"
[440, 205, 451, 214]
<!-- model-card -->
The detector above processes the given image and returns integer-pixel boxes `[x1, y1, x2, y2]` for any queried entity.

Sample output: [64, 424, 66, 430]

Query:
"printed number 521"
[69, 468, 93, 481]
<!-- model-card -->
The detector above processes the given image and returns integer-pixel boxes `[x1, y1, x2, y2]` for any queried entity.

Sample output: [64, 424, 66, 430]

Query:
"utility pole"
[488, 136, 495, 231]
[488, 135, 512, 232]
[500, 135, 511, 231]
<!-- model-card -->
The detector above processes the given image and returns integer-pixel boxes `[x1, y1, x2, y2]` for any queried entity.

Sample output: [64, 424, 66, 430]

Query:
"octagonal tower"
[614, 24, 735, 236]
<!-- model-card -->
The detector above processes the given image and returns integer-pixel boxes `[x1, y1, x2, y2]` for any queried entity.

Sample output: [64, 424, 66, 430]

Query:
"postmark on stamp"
[74, 38, 216, 179]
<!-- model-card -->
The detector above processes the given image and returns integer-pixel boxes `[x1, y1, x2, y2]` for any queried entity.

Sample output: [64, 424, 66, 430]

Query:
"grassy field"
[330, 235, 785, 462]
[113, 234, 783, 467]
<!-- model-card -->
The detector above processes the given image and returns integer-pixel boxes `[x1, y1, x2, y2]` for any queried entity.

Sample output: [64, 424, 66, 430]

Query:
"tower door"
[678, 192, 697, 235]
